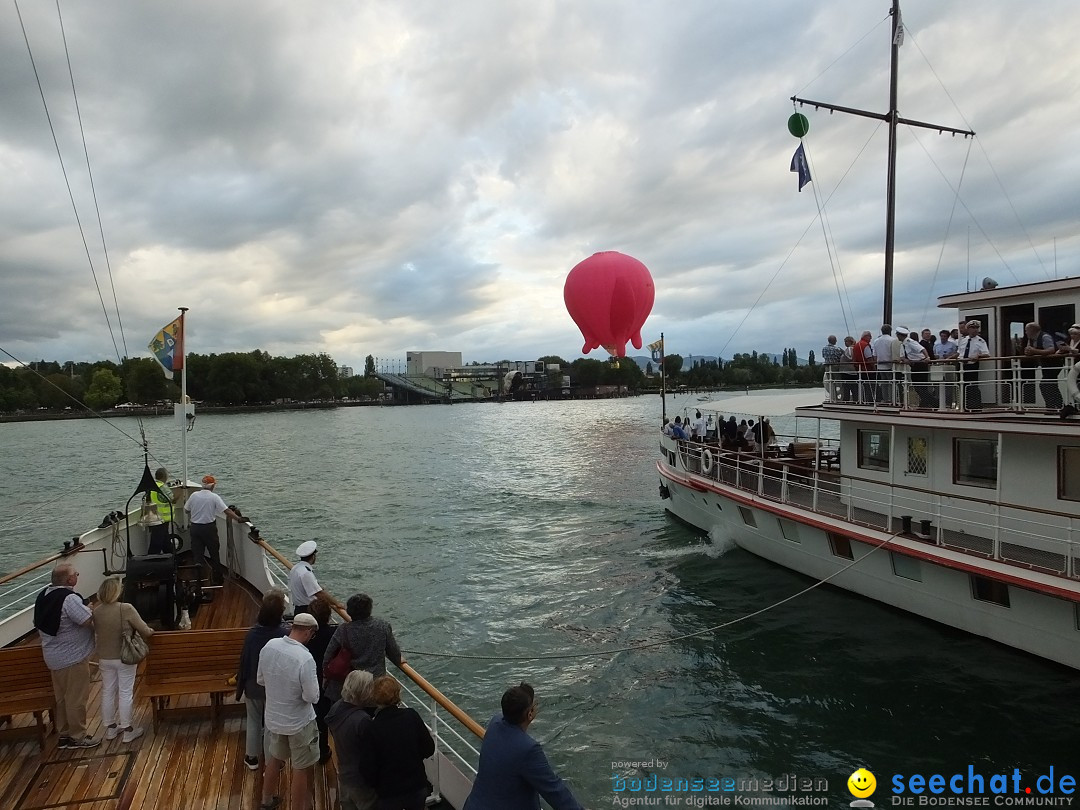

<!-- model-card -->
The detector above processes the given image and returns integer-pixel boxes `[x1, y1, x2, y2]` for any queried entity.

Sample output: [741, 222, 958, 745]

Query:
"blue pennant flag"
[790, 142, 811, 192]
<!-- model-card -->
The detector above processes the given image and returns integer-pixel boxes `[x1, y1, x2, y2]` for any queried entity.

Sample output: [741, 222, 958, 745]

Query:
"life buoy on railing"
[701, 448, 714, 474]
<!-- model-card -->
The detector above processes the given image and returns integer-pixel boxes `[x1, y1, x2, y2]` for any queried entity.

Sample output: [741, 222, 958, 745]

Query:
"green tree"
[125, 358, 172, 404]
[663, 354, 683, 377]
[364, 355, 376, 377]
[85, 369, 123, 410]
[38, 373, 84, 409]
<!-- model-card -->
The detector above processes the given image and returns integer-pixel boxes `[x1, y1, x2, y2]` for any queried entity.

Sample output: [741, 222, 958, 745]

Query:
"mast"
[178, 307, 189, 488]
[791, 0, 974, 327]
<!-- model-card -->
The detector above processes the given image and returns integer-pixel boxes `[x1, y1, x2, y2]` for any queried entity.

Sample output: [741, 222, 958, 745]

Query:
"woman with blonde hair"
[359, 675, 435, 810]
[94, 577, 153, 743]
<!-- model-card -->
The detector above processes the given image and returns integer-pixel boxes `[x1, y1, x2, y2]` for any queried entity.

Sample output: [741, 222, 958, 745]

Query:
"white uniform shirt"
[287, 561, 321, 607]
[257, 636, 319, 734]
[185, 489, 228, 524]
[957, 335, 990, 363]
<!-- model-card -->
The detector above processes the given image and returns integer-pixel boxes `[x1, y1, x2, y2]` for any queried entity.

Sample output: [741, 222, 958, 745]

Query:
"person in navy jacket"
[463, 682, 585, 810]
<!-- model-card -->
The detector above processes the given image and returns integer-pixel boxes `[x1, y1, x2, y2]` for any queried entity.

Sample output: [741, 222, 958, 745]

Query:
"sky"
[2, 1, 1079, 371]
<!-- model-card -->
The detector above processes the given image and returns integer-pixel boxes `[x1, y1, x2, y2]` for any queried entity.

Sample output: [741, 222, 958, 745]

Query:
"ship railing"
[823, 357, 1076, 413]
[676, 441, 1080, 579]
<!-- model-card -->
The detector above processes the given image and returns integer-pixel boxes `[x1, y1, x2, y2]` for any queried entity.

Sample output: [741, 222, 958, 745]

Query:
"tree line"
[654, 350, 825, 389]
[0, 351, 383, 412]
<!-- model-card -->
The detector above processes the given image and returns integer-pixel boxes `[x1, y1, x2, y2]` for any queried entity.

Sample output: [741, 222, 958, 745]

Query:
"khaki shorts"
[267, 718, 320, 770]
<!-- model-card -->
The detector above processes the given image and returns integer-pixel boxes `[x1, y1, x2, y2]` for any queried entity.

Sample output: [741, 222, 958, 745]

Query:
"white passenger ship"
[658, 0, 1080, 671]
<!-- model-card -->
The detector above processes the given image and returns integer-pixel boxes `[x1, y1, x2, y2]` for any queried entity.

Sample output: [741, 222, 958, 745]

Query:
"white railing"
[823, 357, 1076, 412]
[672, 441, 1080, 579]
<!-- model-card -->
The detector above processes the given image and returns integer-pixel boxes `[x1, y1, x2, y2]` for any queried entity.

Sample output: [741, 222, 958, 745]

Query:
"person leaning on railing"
[463, 682, 585, 810]
[322, 593, 405, 704]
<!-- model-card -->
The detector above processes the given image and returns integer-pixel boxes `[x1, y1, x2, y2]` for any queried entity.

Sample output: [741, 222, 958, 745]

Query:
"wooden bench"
[141, 628, 247, 730]
[0, 646, 56, 750]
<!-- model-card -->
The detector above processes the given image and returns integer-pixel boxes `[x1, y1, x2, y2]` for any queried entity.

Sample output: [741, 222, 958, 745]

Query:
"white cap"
[291, 612, 318, 628]
[296, 540, 318, 558]
[895, 326, 910, 335]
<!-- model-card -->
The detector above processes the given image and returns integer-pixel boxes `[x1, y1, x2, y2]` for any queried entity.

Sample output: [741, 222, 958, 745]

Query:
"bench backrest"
[790, 441, 820, 457]
[145, 628, 248, 682]
[0, 646, 53, 696]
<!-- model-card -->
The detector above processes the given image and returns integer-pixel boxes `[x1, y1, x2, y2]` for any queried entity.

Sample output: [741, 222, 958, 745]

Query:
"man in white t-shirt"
[871, 325, 901, 404]
[184, 474, 246, 588]
[288, 541, 329, 617]
[258, 612, 320, 810]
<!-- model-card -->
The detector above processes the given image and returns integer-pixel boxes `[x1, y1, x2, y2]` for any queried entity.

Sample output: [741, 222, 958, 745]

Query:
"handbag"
[324, 640, 352, 682]
[119, 604, 150, 665]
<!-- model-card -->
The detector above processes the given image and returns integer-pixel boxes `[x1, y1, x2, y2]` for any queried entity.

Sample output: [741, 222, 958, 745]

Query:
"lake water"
[1, 393, 1077, 808]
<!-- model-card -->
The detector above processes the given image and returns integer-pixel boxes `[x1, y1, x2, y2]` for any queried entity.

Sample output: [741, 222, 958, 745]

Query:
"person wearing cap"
[258, 611, 321, 810]
[957, 320, 990, 410]
[1019, 322, 1063, 409]
[463, 681, 584, 810]
[183, 474, 246, 589]
[288, 541, 329, 617]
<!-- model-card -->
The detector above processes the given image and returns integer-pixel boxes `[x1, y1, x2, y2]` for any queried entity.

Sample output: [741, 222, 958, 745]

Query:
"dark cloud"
[2, 0, 1079, 370]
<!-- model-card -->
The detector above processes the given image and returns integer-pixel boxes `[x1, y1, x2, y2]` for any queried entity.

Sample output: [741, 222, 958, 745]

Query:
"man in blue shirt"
[464, 682, 584, 810]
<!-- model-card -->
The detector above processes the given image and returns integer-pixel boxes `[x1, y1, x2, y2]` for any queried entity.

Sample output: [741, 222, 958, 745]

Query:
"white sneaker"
[121, 727, 144, 744]
[104, 725, 119, 741]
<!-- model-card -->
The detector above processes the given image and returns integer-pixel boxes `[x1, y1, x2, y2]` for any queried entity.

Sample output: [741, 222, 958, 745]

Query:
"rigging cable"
[14, 0, 124, 366]
[918, 134, 974, 326]
[401, 531, 902, 662]
[54, 0, 131, 359]
[906, 30, 1050, 282]
[801, 138, 853, 336]
[0, 345, 160, 457]
[716, 121, 884, 361]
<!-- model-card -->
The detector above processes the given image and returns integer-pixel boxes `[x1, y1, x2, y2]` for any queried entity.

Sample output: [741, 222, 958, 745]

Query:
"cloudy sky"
[2, 1, 1079, 370]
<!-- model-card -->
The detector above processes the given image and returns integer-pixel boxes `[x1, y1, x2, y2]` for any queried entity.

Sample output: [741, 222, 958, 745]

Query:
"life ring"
[1067, 362, 1080, 405]
[701, 448, 714, 474]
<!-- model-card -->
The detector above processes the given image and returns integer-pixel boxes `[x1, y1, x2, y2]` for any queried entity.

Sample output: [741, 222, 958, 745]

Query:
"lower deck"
[1, 578, 338, 810]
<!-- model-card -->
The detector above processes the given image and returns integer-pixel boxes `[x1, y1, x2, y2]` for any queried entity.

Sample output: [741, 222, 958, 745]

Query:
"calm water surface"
[1, 394, 1076, 808]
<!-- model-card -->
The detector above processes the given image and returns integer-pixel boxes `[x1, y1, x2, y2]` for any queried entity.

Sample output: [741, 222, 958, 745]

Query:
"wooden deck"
[0, 576, 342, 810]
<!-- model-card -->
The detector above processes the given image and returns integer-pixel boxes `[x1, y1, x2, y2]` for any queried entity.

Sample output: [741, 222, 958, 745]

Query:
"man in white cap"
[258, 612, 321, 810]
[957, 319, 990, 410]
[288, 541, 328, 617]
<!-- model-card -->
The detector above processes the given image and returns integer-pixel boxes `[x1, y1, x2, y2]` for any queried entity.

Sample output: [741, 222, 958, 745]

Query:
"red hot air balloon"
[563, 251, 655, 357]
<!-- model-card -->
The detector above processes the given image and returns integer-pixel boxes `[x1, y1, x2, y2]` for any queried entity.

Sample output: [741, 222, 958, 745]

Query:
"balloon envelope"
[563, 251, 654, 357]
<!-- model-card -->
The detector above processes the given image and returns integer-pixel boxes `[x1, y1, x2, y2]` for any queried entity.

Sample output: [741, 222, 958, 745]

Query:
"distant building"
[406, 351, 463, 376]
[338, 365, 354, 378]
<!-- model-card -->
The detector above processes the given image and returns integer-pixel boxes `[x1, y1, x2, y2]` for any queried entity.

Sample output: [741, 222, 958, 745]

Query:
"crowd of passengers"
[663, 412, 776, 452]
[822, 320, 1080, 409]
[34, 557, 585, 810]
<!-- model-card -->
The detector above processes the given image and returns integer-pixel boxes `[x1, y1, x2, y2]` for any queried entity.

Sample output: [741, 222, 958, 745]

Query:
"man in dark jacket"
[463, 682, 584, 810]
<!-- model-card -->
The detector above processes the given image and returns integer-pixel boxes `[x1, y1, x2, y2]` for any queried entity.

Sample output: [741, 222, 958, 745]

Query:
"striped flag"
[148, 316, 183, 379]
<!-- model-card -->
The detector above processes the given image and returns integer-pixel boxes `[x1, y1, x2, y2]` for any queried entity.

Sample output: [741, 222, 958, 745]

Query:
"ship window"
[954, 438, 998, 488]
[906, 437, 928, 476]
[890, 552, 922, 581]
[739, 506, 757, 528]
[827, 532, 854, 560]
[778, 518, 801, 543]
[971, 576, 1010, 607]
[1058, 447, 1080, 502]
[857, 430, 890, 471]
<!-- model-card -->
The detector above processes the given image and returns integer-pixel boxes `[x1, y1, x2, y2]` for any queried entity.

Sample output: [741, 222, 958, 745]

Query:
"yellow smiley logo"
[848, 768, 877, 798]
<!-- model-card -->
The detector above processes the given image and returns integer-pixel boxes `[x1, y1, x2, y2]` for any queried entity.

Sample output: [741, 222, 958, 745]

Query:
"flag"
[648, 338, 664, 363]
[893, 10, 904, 46]
[148, 316, 183, 379]
[790, 143, 811, 192]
